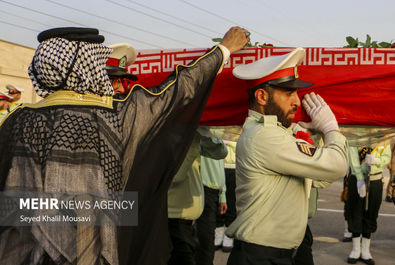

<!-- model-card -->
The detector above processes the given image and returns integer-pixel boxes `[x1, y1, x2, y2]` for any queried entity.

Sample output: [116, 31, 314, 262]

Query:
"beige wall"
[0, 40, 41, 103]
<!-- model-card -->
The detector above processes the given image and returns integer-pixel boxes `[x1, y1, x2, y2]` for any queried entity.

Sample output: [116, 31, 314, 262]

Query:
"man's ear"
[254, 88, 268, 106]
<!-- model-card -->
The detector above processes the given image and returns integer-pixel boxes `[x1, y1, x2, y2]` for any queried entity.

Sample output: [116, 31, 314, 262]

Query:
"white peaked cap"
[233, 47, 306, 80]
[232, 47, 313, 89]
[6, 84, 25, 92]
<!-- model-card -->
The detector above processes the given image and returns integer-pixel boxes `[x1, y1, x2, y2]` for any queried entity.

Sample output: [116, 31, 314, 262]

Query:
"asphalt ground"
[214, 175, 395, 265]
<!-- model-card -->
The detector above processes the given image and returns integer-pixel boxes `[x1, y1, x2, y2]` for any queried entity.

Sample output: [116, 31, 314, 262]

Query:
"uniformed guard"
[6, 84, 24, 103]
[226, 48, 349, 265]
[346, 143, 391, 265]
[106, 43, 138, 97]
[0, 91, 13, 123]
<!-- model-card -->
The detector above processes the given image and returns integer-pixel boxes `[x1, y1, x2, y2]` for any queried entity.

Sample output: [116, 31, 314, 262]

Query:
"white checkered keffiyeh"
[28, 37, 114, 97]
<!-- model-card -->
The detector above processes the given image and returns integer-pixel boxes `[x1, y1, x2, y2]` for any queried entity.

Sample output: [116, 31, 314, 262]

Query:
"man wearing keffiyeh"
[0, 27, 249, 265]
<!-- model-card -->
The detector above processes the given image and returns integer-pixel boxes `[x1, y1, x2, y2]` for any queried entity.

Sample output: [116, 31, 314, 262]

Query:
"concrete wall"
[0, 40, 41, 103]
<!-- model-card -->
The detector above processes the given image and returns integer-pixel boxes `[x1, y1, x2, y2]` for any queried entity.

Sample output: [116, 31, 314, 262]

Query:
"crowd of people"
[0, 26, 393, 265]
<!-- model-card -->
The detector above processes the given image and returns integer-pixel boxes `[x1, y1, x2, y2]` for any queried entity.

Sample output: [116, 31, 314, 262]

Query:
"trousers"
[227, 240, 295, 265]
[216, 168, 236, 227]
[346, 175, 383, 234]
[195, 186, 220, 265]
[168, 218, 198, 265]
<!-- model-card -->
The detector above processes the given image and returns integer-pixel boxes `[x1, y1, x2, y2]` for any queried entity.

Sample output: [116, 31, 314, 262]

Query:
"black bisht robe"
[0, 46, 224, 265]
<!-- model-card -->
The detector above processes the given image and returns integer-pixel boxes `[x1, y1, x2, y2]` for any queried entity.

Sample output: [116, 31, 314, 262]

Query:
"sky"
[0, 0, 394, 50]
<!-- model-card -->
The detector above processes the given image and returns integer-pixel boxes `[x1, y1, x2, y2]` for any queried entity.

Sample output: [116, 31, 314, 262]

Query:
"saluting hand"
[299, 92, 339, 135]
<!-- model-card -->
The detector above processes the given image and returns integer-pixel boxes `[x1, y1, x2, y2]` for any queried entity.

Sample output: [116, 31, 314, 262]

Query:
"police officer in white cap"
[0, 91, 13, 123]
[6, 84, 24, 103]
[225, 48, 349, 265]
[106, 43, 138, 97]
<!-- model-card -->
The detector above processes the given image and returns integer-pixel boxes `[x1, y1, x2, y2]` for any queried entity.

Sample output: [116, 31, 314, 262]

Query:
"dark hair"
[247, 83, 274, 107]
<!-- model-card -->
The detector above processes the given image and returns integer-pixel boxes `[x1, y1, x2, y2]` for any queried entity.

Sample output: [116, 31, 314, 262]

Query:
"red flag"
[132, 47, 395, 127]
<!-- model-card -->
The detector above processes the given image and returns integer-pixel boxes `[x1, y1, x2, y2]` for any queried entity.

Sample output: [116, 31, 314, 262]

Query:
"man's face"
[0, 100, 10, 110]
[110, 76, 134, 95]
[110, 77, 127, 95]
[9, 92, 21, 101]
[265, 87, 300, 128]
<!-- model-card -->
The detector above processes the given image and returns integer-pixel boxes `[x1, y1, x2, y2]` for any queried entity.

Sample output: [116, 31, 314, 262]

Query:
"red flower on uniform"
[295, 131, 314, 145]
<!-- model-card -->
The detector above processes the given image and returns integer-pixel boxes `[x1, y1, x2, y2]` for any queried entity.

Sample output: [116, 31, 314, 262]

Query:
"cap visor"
[273, 79, 314, 90]
[106, 68, 138, 81]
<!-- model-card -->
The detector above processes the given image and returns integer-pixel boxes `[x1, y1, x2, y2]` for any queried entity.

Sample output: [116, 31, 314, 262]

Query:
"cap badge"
[119, 56, 127, 68]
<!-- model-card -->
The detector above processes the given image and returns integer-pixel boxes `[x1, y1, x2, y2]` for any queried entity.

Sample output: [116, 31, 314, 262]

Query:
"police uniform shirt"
[226, 110, 348, 249]
[349, 144, 392, 181]
[168, 134, 228, 219]
[168, 134, 203, 220]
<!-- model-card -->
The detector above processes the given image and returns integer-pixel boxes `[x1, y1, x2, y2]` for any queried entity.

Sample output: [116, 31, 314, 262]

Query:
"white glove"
[299, 92, 339, 135]
[365, 154, 376, 165]
[357, 179, 366, 198]
[291, 122, 308, 135]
